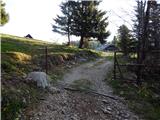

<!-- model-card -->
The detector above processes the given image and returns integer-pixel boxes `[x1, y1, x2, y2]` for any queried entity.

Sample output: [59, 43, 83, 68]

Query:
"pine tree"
[52, 1, 76, 45]
[147, 0, 160, 50]
[1, 1, 9, 26]
[52, 0, 110, 48]
[117, 25, 134, 56]
[112, 36, 118, 46]
[72, 1, 110, 48]
[133, 0, 160, 86]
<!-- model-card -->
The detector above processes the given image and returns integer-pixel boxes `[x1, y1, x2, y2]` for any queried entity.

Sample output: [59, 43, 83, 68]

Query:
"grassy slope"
[1, 33, 102, 120]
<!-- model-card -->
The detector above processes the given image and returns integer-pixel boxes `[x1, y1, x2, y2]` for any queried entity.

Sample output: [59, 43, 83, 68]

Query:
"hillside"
[1, 34, 102, 120]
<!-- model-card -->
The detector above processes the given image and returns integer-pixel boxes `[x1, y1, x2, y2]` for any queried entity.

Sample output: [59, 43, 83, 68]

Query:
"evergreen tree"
[112, 36, 118, 46]
[52, 0, 110, 48]
[147, 0, 160, 50]
[133, 1, 146, 40]
[1, 1, 9, 26]
[72, 1, 110, 48]
[52, 1, 76, 45]
[133, 0, 146, 60]
[117, 25, 134, 56]
[133, 0, 160, 58]
[132, 0, 160, 86]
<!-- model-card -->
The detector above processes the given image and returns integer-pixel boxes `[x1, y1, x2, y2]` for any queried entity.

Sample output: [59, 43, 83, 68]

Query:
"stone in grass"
[26, 72, 50, 89]
[26, 72, 60, 93]
[102, 106, 112, 114]
[47, 86, 60, 94]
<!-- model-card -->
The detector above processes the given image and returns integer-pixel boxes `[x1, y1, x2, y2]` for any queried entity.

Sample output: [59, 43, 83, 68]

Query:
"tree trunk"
[136, 1, 150, 86]
[67, 31, 70, 46]
[67, 18, 71, 46]
[79, 35, 84, 48]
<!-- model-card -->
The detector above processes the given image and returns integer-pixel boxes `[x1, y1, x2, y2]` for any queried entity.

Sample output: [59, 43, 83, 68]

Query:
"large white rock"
[26, 72, 50, 88]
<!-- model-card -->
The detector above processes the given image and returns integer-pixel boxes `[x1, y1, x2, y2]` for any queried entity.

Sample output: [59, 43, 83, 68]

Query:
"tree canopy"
[112, 36, 118, 46]
[52, 0, 110, 48]
[117, 25, 135, 55]
[1, 1, 9, 26]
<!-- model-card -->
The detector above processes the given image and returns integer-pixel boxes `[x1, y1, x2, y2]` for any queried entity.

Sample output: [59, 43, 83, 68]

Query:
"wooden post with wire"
[114, 51, 116, 80]
[45, 46, 48, 74]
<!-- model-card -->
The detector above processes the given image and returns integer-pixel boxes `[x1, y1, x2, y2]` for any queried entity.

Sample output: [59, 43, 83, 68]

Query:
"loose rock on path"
[26, 58, 140, 120]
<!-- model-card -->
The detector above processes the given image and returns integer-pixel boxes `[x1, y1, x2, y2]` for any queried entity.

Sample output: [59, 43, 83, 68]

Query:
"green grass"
[1, 33, 101, 74]
[100, 52, 123, 61]
[1, 33, 49, 53]
[1, 80, 47, 120]
[1, 33, 102, 56]
[1, 33, 103, 120]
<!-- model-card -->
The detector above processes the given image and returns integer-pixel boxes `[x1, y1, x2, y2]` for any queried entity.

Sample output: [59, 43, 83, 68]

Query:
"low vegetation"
[1, 33, 102, 120]
[109, 79, 160, 120]
[106, 55, 160, 120]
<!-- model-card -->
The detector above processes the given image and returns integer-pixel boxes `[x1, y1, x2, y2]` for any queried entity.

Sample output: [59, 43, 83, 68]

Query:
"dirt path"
[60, 58, 113, 94]
[26, 59, 140, 120]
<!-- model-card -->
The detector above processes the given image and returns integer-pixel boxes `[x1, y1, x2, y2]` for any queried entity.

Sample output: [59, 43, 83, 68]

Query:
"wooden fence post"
[114, 51, 116, 80]
[45, 46, 48, 74]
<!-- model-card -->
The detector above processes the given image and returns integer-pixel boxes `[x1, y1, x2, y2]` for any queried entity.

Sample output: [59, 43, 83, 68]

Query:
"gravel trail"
[26, 58, 140, 120]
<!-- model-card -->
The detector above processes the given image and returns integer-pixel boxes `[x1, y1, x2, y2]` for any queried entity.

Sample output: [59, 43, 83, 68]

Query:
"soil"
[25, 58, 140, 120]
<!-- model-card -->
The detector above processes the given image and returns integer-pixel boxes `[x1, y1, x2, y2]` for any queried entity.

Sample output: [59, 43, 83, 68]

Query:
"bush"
[1, 61, 16, 72]
[1, 92, 25, 120]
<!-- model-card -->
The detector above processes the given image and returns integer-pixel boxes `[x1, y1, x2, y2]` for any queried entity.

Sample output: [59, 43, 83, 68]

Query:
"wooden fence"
[113, 50, 160, 85]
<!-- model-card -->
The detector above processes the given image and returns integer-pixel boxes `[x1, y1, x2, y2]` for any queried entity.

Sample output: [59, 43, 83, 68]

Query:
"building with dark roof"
[25, 34, 33, 39]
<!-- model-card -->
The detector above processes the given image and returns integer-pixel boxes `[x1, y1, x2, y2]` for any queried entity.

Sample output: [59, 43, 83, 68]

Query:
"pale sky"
[0, 0, 139, 44]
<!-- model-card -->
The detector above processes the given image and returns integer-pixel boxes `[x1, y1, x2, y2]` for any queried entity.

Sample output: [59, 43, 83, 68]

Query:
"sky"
[0, 0, 145, 44]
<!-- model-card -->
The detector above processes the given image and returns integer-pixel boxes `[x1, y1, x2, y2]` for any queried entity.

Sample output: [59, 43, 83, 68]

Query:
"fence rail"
[113, 50, 160, 85]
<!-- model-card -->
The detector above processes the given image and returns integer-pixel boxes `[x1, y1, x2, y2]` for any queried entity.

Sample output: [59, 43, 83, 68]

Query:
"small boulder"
[26, 72, 50, 88]
[102, 106, 112, 114]
[47, 86, 60, 94]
